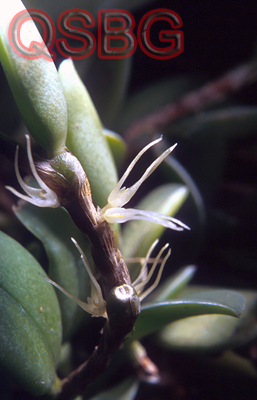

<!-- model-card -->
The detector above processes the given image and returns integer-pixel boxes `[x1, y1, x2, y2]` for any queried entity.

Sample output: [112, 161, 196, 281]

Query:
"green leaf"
[0, 0, 67, 157]
[122, 184, 189, 271]
[86, 56, 132, 127]
[59, 59, 118, 208]
[0, 231, 62, 395]
[160, 289, 257, 353]
[150, 265, 197, 302]
[103, 129, 126, 169]
[89, 378, 139, 400]
[131, 290, 245, 341]
[14, 203, 92, 340]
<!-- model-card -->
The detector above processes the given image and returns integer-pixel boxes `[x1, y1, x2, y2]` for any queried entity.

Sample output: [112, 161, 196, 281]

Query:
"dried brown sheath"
[36, 150, 132, 300]
[35, 150, 141, 399]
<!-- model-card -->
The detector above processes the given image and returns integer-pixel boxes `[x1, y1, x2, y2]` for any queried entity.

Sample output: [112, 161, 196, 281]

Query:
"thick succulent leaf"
[0, 231, 62, 395]
[59, 59, 117, 208]
[86, 56, 132, 127]
[14, 202, 92, 340]
[0, 0, 67, 157]
[160, 289, 257, 353]
[122, 183, 188, 260]
[149, 265, 197, 302]
[89, 378, 139, 400]
[103, 129, 126, 169]
[131, 290, 246, 341]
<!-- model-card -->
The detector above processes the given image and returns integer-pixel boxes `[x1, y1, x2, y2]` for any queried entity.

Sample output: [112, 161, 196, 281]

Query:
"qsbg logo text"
[9, 8, 184, 61]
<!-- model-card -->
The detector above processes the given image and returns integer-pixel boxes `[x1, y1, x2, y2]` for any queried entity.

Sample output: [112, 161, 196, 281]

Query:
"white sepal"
[104, 207, 190, 231]
[6, 134, 60, 208]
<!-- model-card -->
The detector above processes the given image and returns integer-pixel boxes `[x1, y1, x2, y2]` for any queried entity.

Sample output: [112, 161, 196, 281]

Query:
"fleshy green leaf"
[0, 231, 62, 395]
[149, 265, 197, 302]
[103, 129, 126, 169]
[14, 202, 92, 340]
[160, 289, 257, 353]
[59, 58, 118, 208]
[86, 56, 131, 127]
[131, 290, 245, 341]
[0, 0, 67, 157]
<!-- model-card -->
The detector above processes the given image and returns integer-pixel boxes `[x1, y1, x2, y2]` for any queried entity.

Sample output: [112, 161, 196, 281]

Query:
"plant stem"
[124, 61, 257, 143]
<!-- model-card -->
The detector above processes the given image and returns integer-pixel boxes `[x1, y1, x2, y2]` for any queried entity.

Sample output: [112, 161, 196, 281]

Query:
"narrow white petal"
[104, 207, 190, 231]
[5, 185, 55, 207]
[13, 145, 43, 198]
[107, 137, 176, 209]
[71, 238, 107, 317]
[25, 134, 52, 194]
[108, 137, 163, 206]
[135, 243, 169, 293]
[39, 273, 106, 317]
[6, 136, 59, 208]
[115, 143, 177, 207]
[132, 239, 159, 288]
[138, 245, 171, 301]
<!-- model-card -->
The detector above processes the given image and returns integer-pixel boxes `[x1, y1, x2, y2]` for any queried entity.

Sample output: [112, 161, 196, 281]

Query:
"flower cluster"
[6, 135, 189, 317]
[41, 238, 171, 317]
[6, 135, 189, 231]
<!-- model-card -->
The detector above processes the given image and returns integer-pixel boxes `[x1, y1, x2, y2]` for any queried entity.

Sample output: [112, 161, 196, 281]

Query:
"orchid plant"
[0, 1, 253, 400]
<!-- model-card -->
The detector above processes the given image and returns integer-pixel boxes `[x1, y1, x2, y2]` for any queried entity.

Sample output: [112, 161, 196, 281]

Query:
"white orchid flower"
[99, 137, 190, 231]
[40, 238, 171, 318]
[6, 135, 189, 233]
[6, 134, 60, 208]
[40, 238, 107, 318]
